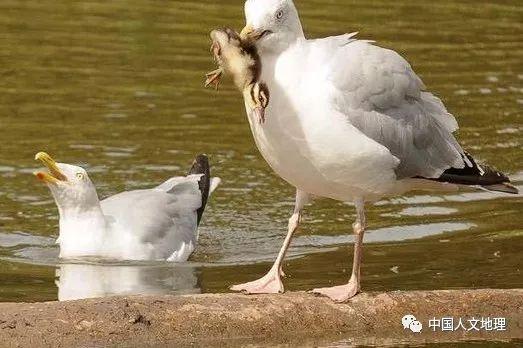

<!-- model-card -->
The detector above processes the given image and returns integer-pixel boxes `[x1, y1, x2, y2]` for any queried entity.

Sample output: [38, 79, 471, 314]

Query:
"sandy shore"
[1, 289, 521, 347]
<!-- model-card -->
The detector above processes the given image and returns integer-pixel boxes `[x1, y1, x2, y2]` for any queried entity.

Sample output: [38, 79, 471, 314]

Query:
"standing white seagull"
[230, 0, 518, 302]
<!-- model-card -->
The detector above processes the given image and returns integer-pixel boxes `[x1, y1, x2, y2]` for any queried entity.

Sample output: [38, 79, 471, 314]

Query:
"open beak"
[34, 152, 67, 184]
[240, 24, 272, 42]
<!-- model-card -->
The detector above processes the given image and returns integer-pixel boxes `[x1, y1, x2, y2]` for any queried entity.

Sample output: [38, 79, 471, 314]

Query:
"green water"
[0, 0, 521, 316]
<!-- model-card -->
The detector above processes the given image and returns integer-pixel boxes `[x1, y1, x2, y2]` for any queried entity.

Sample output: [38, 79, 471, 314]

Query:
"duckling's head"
[244, 82, 270, 124]
[210, 28, 243, 66]
[34, 152, 100, 214]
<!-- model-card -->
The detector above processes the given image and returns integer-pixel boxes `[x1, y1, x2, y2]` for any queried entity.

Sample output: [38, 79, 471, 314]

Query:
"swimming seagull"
[230, 0, 519, 302]
[34, 152, 220, 262]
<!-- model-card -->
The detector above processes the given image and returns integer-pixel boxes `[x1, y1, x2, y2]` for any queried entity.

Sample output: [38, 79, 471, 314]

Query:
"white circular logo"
[402, 314, 423, 333]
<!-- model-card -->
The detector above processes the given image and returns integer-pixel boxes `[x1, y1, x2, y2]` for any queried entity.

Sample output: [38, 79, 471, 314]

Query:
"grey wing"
[324, 37, 467, 179]
[101, 176, 203, 257]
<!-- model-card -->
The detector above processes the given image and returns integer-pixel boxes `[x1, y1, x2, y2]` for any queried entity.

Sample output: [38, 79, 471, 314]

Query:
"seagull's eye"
[276, 10, 284, 19]
[76, 172, 84, 180]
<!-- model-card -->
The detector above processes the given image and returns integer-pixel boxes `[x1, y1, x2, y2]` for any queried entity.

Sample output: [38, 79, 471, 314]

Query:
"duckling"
[205, 28, 270, 124]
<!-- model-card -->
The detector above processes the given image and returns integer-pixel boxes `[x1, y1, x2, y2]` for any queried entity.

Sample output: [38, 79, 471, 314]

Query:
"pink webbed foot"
[230, 269, 284, 294]
[253, 106, 266, 125]
[204, 68, 223, 89]
[311, 279, 361, 303]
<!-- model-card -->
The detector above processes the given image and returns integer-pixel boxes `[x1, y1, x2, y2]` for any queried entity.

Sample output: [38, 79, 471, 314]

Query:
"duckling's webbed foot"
[205, 68, 223, 89]
[253, 107, 266, 125]
[253, 82, 270, 124]
[244, 82, 270, 125]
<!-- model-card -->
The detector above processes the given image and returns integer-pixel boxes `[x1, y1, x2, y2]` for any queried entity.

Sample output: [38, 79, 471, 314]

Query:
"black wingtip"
[434, 153, 517, 192]
[482, 183, 519, 195]
[188, 154, 211, 226]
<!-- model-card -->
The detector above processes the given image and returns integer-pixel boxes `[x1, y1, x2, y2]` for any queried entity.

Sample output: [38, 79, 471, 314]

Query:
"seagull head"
[34, 152, 100, 213]
[241, 0, 304, 54]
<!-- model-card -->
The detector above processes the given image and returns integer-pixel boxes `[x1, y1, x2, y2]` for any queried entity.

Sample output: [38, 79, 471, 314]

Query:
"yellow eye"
[76, 172, 84, 180]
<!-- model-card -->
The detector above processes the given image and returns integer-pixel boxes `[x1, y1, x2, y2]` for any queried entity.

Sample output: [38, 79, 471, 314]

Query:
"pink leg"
[231, 190, 309, 294]
[312, 200, 366, 302]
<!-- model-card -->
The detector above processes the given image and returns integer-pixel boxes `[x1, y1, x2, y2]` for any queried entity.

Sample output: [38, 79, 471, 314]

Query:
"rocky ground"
[0, 289, 522, 347]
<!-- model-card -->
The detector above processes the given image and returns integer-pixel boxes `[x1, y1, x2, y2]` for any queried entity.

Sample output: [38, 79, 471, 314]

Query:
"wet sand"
[0, 289, 521, 347]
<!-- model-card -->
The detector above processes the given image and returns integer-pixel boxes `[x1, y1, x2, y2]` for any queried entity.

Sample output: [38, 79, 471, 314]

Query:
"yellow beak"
[240, 24, 270, 42]
[34, 152, 67, 184]
[240, 24, 256, 40]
